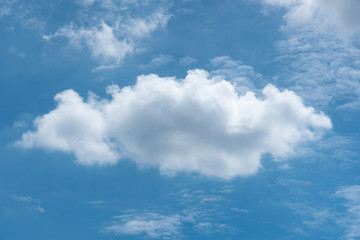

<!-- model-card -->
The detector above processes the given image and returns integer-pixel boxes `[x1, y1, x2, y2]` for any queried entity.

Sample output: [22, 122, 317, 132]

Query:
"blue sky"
[1, 0, 360, 239]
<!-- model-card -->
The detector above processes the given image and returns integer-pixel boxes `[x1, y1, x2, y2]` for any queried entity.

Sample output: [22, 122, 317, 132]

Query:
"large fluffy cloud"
[17, 69, 331, 178]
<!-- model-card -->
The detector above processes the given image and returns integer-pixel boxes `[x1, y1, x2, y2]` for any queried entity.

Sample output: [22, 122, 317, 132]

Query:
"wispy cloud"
[0, 0, 46, 31]
[44, 21, 134, 65]
[179, 56, 197, 66]
[103, 187, 236, 238]
[279, 200, 339, 238]
[262, 0, 360, 35]
[0, 0, 12, 17]
[276, 184, 360, 238]
[178, 189, 225, 205]
[261, 0, 360, 110]
[122, 11, 171, 39]
[11, 194, 45, 213]
[336, 185, 360, 239]
[272, 29, 360, 109]
[141, 54, 175, 69]
[44, 2, 171, 67]
[194, 221, 235, 235]
[209, 56, 264, 95]
[230, 208, 249, 214]
[89, 200, 105, 208]
[8, 47, 27, 58]
[104, 212, 182, 239]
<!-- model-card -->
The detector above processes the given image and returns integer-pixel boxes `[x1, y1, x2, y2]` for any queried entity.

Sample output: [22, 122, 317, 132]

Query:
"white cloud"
[141, 54, 175, 69]
[230, 208, 249, 213]
[17, 88, 119, 166]
[0, 0, 45, 31]
[92, 64, 118, 72]
[75, 0, 140, 8]
[89, 200, 105, 205]
[271, 28, 360, 109]
[44, 8, 171, 66]
[17, 69, 331, 179]
[76, 0, 97, 7]
[282, 201, 335, 230]
[194, 222, 234, 235]
[8, 47, 27, 58]
[210, 56, 264, 94]
[89, 200, 105, 208]
[103, 188, 236, 238]
[179, 56, 197, 66]
[11, 195, 45, 213]
[260, 0, 360, 112]
[0, 0, 12, 17]
[279, 185, 360, 238]
[122, 11, 171, 39]
[262, 0, 360, 35]
[336, 185, 360, 239]
[105, 212, 182, 239]
[44, 22, 134, 64]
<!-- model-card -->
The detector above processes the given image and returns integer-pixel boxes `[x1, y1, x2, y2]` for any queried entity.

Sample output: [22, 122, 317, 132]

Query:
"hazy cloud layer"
[17, 69, 331, 179]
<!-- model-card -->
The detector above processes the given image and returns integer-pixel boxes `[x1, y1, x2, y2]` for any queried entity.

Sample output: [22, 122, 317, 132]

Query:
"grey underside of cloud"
[17, 68, 331, 179]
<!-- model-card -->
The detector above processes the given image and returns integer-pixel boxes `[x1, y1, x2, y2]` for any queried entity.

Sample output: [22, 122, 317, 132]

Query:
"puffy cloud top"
[17, 70, 331, 179]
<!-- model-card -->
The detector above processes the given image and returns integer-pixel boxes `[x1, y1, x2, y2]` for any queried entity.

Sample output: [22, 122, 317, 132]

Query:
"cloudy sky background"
[1, 0, 360, 239]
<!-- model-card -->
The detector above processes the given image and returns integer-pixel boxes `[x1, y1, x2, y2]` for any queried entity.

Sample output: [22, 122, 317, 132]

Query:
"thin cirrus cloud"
[17, 68, 331, 179]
